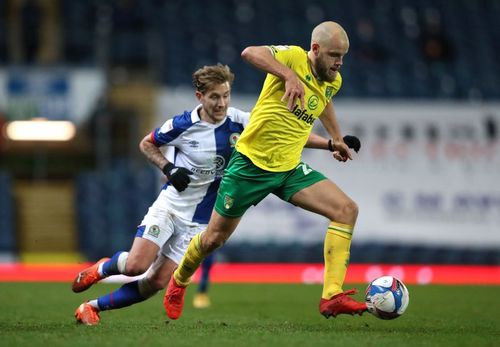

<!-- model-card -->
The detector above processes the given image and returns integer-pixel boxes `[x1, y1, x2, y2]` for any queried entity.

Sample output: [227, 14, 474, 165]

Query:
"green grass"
[0, 283, 499, 347]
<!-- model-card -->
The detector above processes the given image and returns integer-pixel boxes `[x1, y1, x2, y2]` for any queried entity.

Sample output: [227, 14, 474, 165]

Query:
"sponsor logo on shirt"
[190, 155, 226, 177]
[307, 95, 319, 110]
[290, 104, 315, 125]
[188, 140, 199, 148]
[214, 155, 226, 171]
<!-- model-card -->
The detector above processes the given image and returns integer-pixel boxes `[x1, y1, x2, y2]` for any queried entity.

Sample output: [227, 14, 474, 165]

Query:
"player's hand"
[330, 140, 352, 162]
[162, 163, 193, 192]
[281, 74, 305, 111]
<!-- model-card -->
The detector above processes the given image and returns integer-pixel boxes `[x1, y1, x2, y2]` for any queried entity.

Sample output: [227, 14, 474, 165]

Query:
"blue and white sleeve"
[151, 112, 193, 147]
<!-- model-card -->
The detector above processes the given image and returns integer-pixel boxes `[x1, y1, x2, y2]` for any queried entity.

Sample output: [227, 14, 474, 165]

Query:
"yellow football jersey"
[236, 45, 342, 172]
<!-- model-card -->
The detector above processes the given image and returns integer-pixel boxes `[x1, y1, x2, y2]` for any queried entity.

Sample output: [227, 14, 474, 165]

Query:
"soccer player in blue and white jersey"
[72, 64, 250, 325]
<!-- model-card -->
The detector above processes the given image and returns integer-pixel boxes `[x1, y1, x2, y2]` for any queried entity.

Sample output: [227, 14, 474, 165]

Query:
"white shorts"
[136, 200, 206, 264]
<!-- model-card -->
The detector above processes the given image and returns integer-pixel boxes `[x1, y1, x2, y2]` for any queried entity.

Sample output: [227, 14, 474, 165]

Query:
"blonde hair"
[192, 63, 235, 94]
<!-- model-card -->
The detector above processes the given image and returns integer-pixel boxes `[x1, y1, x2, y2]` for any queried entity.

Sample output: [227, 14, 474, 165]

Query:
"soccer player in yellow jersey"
[165, 21, 367, 319]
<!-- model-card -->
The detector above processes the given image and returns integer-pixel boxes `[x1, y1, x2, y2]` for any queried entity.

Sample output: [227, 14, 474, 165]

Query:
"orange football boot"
[75, 302, 100, 325]
[72, 258, 110, 293]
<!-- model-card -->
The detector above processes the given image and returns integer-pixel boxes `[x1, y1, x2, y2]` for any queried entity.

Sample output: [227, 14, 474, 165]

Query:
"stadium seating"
[24, 0, 496, 99]
[75, 164, 158, 261]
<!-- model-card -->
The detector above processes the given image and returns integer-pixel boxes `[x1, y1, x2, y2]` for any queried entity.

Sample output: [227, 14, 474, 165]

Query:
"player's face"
[313, 41, 349, 82]
[197, 82, 231, 124]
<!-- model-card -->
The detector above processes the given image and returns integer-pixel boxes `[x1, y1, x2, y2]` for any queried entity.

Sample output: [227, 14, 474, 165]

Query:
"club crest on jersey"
[229, 133, 240, 147]
[307, 95, 319, 110]
[325, 86, 334, 99]
[224, 194, 234, 209]
[147, 225, 160, 238]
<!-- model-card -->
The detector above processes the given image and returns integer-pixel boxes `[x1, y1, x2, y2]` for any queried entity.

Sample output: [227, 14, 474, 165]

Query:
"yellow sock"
[173, 233, 206, 286]
[322, 221, 353, 299]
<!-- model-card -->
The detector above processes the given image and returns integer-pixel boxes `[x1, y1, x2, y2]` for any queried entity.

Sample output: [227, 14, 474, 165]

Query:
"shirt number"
[297, 163, 312, 175]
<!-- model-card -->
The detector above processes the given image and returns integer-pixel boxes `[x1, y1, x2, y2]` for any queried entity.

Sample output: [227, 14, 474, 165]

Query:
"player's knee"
[202, 233, 226, 253]
[336, 199, 359, 223]
[124, 258, 149, 276]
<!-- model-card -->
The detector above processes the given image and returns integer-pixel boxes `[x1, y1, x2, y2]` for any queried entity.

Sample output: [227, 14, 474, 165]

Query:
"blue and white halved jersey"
[151, 105, 250, 224]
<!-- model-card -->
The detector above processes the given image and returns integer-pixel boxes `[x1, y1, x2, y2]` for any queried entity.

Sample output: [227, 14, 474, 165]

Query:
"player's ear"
[195, 90, 203, 101]
[311, 42, 320, 55]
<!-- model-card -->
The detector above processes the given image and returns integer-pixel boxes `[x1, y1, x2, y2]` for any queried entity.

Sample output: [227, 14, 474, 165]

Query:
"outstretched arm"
[241, 46, 304, 110]
[319, 101, 352, 162]
[305, 132, 329, 150]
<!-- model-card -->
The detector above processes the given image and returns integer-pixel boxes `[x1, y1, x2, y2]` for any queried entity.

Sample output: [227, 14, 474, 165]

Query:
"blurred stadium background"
[0, 0, 499, 283]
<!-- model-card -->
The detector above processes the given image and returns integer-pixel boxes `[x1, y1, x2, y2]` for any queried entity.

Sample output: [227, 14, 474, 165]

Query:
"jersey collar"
[191, 104, 229, 127]
[190, 104, 203, 123]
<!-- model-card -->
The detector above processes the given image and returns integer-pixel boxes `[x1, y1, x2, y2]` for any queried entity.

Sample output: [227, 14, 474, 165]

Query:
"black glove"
[343, 135, 361, 153]
[162, 162, 192, 192]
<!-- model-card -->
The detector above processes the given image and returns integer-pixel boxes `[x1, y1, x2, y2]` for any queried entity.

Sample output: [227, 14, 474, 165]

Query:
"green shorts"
[214, 151, 327, 218]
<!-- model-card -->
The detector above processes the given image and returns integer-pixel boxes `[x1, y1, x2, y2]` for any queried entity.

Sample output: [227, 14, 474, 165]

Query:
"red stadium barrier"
[0, 263, 499, 284]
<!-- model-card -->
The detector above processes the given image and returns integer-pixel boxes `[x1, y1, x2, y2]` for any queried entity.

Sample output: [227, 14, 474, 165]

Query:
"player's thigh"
[289, 178, 356, 223]
[160, 218, 205, 264]
[146, 254, 177, 289]
[131, 206, 176, 269]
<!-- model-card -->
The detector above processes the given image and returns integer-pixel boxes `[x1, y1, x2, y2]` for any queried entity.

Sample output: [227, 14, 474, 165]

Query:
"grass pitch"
[0, 282, 498, 347]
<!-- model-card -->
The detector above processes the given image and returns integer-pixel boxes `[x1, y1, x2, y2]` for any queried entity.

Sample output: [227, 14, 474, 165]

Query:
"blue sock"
[97, 280, 147, 311]
[198, 253, 215, 293]
[101, 251, 125, 276]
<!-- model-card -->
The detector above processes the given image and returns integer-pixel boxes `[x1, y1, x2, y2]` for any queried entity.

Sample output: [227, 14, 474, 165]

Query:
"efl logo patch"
[147, 225, 160, 238]
[224, 194, 234, 209]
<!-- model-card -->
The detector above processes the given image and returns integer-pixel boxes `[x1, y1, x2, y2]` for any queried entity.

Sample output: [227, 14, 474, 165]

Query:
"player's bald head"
[311, 21, 349, 50]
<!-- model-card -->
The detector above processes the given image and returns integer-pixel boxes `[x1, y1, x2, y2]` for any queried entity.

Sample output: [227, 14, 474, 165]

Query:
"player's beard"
[315, 59, 337, 82]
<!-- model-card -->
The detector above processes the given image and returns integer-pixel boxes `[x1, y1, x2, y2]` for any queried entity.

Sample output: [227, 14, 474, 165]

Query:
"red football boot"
[319, 289, 368, 318]
[164, 276, 187, 320]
